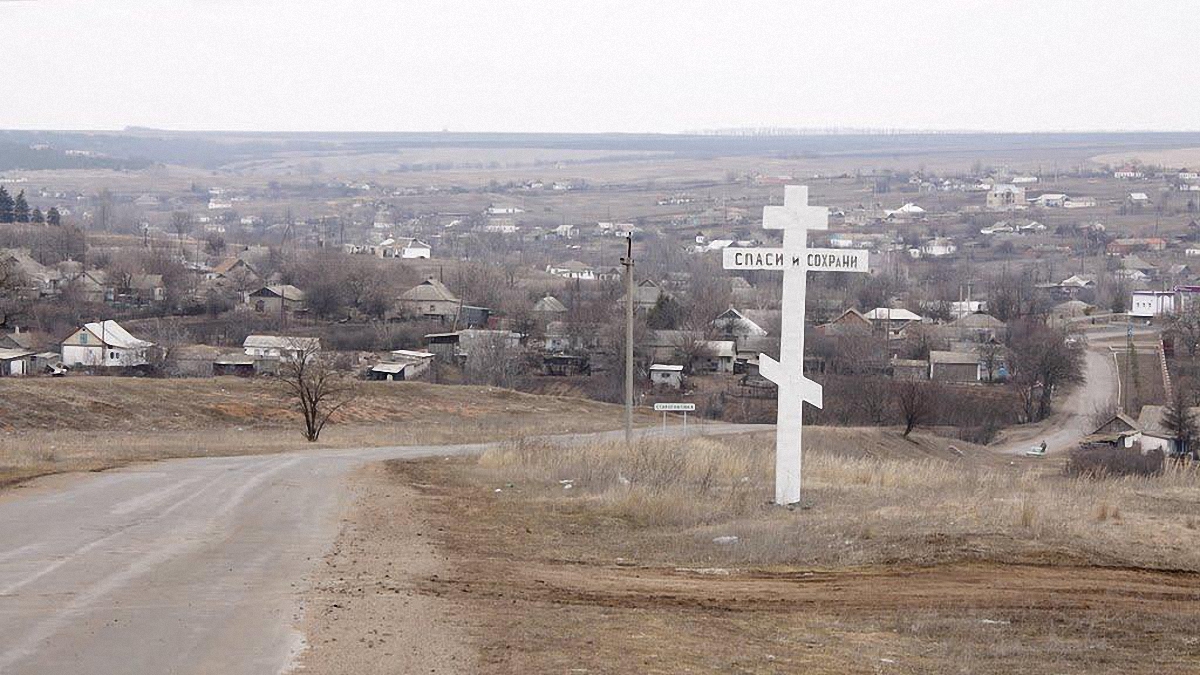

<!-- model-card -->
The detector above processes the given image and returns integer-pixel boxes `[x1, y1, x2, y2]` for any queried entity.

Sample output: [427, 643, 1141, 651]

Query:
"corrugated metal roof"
[0, 348, 34, 360]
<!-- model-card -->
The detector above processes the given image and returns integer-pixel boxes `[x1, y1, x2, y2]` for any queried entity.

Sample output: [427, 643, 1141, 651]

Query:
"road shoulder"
[295, 461, 475, 674]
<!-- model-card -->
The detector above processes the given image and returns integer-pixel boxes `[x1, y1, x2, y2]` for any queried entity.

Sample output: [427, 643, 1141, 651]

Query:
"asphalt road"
[0, 423, 765, 675]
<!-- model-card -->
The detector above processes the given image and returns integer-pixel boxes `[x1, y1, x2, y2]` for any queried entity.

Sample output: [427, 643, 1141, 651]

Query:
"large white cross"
[722, 185, 870, 505]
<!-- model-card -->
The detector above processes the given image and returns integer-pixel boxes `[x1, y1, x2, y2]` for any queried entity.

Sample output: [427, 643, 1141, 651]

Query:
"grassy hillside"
[0, 376, 643, 486]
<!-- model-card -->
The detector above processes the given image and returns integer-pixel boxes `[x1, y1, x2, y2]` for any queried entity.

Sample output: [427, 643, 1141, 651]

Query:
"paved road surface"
[0, 423, 765, 675]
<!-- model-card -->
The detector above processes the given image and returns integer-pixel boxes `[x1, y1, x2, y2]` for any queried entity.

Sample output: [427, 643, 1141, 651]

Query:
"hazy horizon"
[4, 0, 1200, 134]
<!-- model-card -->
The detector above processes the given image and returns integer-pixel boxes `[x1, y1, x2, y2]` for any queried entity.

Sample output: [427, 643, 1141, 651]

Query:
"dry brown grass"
[0, 376, 642, 486]
[471, 430, 1200, 570]
[385, 428, 1200, 674]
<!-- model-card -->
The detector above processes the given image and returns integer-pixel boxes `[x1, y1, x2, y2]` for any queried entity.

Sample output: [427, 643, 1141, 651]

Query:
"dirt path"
[994, 347, 1119, 455]
[296, 463, 475, 674]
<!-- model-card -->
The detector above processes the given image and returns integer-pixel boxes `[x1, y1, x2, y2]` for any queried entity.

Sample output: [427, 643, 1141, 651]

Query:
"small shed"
[694, 340, 737, 373]
[649, 363, 684, 389]
[891, 358, 929, 381]
[368, 349, 436, 381]
[213, 355, 258, 377]
[929, 351, 981, 383]
[0, 348, 35, 376]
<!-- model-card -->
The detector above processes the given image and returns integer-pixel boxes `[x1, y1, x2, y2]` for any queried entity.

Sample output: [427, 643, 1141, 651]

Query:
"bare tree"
[171, 211, 192, 256]
[463, 331, 521, 387]
[278, 340, 357, 442]
[894, 380, 936, 438]
[852, 375, 892, 425]
[1168, 303, 1200, 358]
[978, 341, 1004, 382]
[1007, 320, 1085, 421]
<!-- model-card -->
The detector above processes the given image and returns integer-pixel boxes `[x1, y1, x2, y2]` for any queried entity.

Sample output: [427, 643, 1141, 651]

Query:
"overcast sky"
[4, 0, 1198, 133]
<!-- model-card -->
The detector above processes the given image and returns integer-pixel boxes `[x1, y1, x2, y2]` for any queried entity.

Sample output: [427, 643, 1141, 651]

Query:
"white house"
[546, 260, 596, 280]
[1033, 193, 1069, 208]
[374, 237, 431, 259]
[649, 363, 684, 389]
[920, 237, 957, 257]
[552, 224, 578, 239]
[242, 335, 320, 362]
[1130, 290, 1175, 318]
[61, 320, 154, 368]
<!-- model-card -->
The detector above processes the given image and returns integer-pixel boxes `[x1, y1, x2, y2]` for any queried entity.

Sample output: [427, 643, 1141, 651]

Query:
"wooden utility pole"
[621, 233, 634, 444]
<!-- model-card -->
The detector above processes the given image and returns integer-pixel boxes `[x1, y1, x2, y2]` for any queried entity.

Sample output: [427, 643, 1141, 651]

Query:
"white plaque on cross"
[722, 185, 870, 505]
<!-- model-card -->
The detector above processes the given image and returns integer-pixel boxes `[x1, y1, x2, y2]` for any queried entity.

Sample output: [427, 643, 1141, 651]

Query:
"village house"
[863, 307, 924, 338]
[248, 284, 306, 316]
[1137, 405, 1200, 458]
[372, 237, 431, 259]
[0, 327, 34, 351]
[551, 224, 578, 239]
[1130, 290, 1175, 318]
[1127, 192, 1152, 207]
[817, 308, 872, 336]
[397, 278, 461, 323]
[986, 184, 1027, 210]
[545, 260, 595, 280]
[712, 308, 769, 339]
[532, 294, 568, 322]
[948, 312, 1007, 343]
[242, 335, 320, 368]
[1107, 238, 1167, 255]
[1, 248, 60, 297]
[649, 363, 684, 389]
[1058, 274, 1097, 298]
[204, 257, 261, 296]
[1063, 196, 1096, 209]
[60, 320, 155, 368]
[116, 274, 165, 305]
[1085, 413, 1144, 449]
[620, 279, 669, 312]
[693, 340, 737, 373]
[1031, 193, 1070, 208]
[911, 237, 956, 258]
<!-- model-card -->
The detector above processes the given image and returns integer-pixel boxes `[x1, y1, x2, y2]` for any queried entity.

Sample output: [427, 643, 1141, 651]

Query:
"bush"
[1065, 444, 1164, 478]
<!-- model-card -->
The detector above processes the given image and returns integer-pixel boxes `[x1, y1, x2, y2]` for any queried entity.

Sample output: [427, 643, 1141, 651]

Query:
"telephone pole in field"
[621, 232, 634, 444]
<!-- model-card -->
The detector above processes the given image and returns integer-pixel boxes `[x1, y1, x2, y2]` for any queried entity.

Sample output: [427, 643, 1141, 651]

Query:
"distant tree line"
[0, 187, 61, 225]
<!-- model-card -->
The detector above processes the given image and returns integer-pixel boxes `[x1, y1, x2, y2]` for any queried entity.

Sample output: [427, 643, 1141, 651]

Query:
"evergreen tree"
[13, 191, 29, 223]
[46, 206, 61, 226]
[646, 294, 684, 329]
[1163, 385, 1198, 460]
[0, 187, 13, 223]
[30, 207, 44, 224]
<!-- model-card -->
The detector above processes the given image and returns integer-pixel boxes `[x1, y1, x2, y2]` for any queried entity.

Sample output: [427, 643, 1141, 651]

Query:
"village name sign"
[723, 185, 870, 505]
